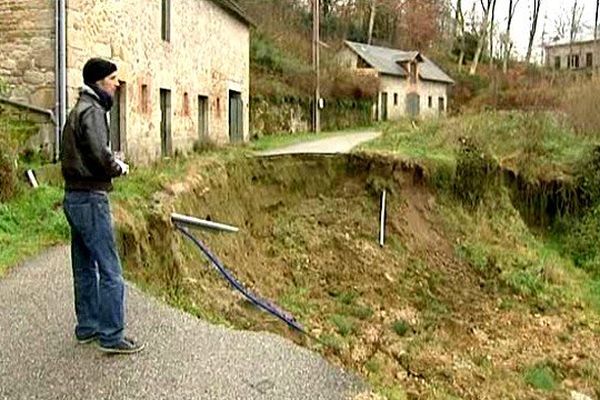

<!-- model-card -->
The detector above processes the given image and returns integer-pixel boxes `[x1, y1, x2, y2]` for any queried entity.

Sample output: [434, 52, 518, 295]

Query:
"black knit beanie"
[82, 58, 117, 85]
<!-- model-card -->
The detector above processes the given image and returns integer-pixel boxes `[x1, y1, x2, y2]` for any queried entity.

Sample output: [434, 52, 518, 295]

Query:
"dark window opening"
[568, 54, 580, 69]
[586, 53, 593, 68]
[161, 0, 171, 42]
[393, 93, 398, 106]
[428, 96, 433, 108]
[141, 84, 148, 113]
[554, 56, 561, 69]
[183, 92, 190, 116]
[160, 88, 172, 157]
[438, 97, 445, 113]
[198, 95, 208, 138]
[110, 81, 126, 155]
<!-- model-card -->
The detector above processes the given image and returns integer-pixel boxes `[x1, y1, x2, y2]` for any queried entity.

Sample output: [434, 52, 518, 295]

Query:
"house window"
[161, 0, 171, 42]
[554, 56, 561, 69]
[586, 53, 593, 68]
[568, 54, 580, 69]
[109, 81, 126, 154]
[409, 62, 417, 84]
[198, 95, 208, 137]
[438, 97, 445, 113]
[428, 96, 433, 108]
[141, 84, 149, 113]
[183, 92, 190, 116]
[160, 89, 172, 157]
[393, 93, 398, 106]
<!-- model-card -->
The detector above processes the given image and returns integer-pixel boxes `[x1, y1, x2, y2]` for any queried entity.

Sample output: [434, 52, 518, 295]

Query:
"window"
[161, 0, 170, 42]
[198, 95, 208, 138]
[438, 97, 445, 113]
[183, 92, 190, 116]
[554, 56, 561, 70]
[141, 84, 149, 113]
[586, 52, 593, 68]
[409, 62, 417, 84]
[160, 89, 172, 157]
[109, 81, 126, 154]
[568, 54, 580, 69]
[393, 93, 398, 106]
[428, 96, 433, 108]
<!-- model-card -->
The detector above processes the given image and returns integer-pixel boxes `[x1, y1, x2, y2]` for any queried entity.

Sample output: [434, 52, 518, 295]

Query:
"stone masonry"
[0, 0, 250, 164]
[0, 0, 56, 108]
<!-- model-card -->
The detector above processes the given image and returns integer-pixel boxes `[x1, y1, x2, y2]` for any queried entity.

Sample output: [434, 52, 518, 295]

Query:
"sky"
[456, 0, 599, 62]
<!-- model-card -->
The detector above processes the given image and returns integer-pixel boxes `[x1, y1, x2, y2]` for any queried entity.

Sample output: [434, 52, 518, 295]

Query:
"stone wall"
[0, 0, 55, 108]
[65, 0, 250, 164]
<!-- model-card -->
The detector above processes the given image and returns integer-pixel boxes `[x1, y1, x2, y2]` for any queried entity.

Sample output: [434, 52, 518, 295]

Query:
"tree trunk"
[595, 0, 599, 40]
[502, 0, 519, 73]
[367, 0, 376, 44]
[525, 0, 542, 64]
[470, 0, 494, 75]
[489, 0, 498, 67]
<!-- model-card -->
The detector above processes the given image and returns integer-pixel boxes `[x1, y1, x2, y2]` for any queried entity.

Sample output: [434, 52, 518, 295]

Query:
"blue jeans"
[63, 191, 124, 346]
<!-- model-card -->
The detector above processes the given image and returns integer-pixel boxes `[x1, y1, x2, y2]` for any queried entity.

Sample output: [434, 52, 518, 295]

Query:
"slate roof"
[345, 41, 454, 84]
[211, 0, 253, 26]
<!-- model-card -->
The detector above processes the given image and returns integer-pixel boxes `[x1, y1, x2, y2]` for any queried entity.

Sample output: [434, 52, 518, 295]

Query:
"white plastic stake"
[379, 189, 386, 247]
[26, 169, 39, 188]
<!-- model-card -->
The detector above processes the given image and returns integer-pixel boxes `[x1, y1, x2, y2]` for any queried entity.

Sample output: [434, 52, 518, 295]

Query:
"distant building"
[338, 41, 454, 121]
[544, 38, 599, 70]
[0, 0, 251, 164]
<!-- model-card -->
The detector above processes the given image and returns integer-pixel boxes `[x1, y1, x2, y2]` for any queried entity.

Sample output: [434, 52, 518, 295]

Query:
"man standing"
[61, 58, 144, 354]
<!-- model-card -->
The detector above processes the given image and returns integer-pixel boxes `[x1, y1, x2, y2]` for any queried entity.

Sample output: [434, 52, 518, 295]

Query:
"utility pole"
[312, 0, 321, 133]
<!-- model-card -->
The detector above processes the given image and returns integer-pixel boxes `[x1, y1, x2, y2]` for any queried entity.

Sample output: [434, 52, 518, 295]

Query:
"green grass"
[392, 319, 411, 337]
[523, 364, 557, 391]
[0, 185, 69, 275]
[360, 111, 594, 180]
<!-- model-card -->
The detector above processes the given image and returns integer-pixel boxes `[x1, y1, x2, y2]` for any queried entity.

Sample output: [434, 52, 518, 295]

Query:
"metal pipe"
[54, 0, 67, 162]
[171, 213, 239, 233]
[0, 97, 55, 122]
[379, 189, 386, 247]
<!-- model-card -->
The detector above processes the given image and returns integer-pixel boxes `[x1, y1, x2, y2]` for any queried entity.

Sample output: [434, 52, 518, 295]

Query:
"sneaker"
[76, 333, 98, 344]
[98, 337, 145, 355]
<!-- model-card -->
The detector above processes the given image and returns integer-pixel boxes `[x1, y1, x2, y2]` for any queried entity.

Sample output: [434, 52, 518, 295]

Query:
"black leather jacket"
[61, 86, 122, 192]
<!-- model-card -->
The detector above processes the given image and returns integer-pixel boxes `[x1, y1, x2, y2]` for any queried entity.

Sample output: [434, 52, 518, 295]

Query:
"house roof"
[544, 37, 597, 48]
[345, 41, 454, 84]
[211, 0, 253, 26]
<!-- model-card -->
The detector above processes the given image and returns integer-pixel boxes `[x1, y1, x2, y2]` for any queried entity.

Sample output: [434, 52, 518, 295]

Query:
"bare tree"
[489, 0, 498, 67]
[502, 0, 521, 73]
[455, 0, 466, 71]
[367, 0, 377, 44]
[595, 0, 599, 40]
[469, 0, 496, 75]
[525, 0, 543, 64]
[568, 0, 585, 68]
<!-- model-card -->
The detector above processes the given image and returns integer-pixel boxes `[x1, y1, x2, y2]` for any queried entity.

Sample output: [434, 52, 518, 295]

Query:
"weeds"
[523, 363, 558, 391]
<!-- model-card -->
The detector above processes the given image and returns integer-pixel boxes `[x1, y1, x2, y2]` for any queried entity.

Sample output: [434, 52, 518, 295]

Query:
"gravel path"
[257, 131, 381, 156]
[0, 246, 363, 400]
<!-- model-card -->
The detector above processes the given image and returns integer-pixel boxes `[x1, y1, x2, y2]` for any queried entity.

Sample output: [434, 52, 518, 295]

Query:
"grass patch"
[392, 319, 411, 337]
[523, 363, 557, 391]
[330, 314, 355, 336]
[0, 185, 69, 275]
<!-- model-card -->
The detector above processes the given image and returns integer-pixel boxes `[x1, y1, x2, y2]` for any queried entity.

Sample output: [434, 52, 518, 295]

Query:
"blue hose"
[174, 224, 306, 334]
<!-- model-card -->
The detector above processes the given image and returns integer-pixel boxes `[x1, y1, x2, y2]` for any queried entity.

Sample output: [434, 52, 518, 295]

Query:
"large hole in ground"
[116, 154, 600, 399]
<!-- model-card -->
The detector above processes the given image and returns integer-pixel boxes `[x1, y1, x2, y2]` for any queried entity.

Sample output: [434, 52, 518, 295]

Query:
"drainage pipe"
[54, 0, 67, 162]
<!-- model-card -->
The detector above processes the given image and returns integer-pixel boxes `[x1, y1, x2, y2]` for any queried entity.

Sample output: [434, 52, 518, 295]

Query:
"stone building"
[544, 38, 599, 70]
[0, 0, 251, 163]
[338, 41, 454, 121]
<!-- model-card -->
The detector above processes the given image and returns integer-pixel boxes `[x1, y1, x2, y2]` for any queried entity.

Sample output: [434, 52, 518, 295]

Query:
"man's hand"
[114, 158, 130, 176]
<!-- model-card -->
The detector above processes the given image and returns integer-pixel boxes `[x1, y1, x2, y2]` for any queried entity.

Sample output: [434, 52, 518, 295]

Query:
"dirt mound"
[116, 153, 600, 400]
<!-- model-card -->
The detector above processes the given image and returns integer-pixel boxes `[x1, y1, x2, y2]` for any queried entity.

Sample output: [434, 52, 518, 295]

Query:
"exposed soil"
[116, 153, 600, 400]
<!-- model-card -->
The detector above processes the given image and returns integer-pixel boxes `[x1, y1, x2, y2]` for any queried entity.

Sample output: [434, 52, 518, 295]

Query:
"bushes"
[0, 139, 18, 202]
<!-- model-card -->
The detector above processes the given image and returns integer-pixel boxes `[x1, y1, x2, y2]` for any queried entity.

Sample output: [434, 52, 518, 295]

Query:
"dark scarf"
[86, 83, 114, 111]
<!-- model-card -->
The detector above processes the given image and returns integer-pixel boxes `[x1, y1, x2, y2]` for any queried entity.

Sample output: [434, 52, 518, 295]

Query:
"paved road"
[257, 131, 381, 156]
[0, 246, 363, 400]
